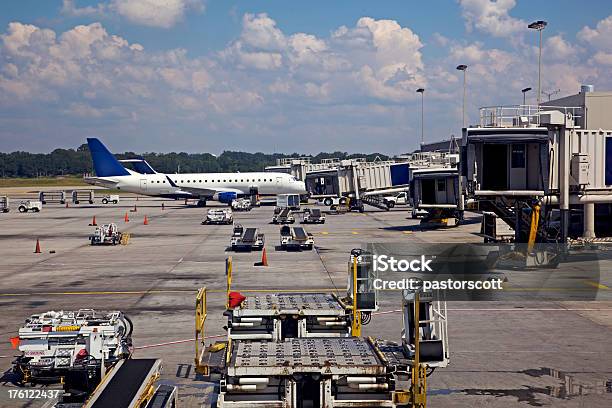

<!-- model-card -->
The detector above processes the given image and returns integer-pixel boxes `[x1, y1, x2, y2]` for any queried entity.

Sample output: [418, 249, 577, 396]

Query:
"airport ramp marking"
[583, 280, 609, 290]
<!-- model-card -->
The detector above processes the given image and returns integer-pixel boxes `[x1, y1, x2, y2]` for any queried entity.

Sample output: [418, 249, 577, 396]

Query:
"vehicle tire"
[339, 197, 347, 205]
[34, 208, 40, 212]
[102, 198, 108, 204]
[42, 201, 47, 205]
[307, 244, 313, 250]
[75, 200, 80, 204]
[89, 200, 94, 204]
[113, 200, 118, 204]
[324, 198, 333, 206]
[18, 206, 26, 213]
[60, 200, 65, 205]
[387, 201, 395, 208]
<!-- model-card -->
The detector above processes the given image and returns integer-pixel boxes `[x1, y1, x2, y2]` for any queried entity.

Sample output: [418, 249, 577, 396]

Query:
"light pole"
[528, 20, 547, 108]
[521, 87, 532, 106]
[456, 64, 467, 128]
[416, 88, 425, 147]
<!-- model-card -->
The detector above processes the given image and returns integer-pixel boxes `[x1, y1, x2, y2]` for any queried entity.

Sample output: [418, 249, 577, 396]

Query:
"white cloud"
[2, 13, 611, 154]
[61, 0, 106, 17]
[459, 0, 525, 37]
[112, 0, 204, 28]
[545, 34, 579, 61]
[62, 0, 205, 28]
[578, 15, 612, 51]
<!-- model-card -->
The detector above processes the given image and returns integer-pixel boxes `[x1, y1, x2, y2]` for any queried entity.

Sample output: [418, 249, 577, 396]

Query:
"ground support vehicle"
[0, 196, 9, 213]
[279, 225, 314, 250]
[231, 198, 252, 211]
[272, 207, 295, 224]
[204, 208, 234, 225]
[18, 200, 42, 213]
[90, 223, 122, 245]
[230, 224, 265, 251]
[101, 194, 120, 204]
[302, 208, 325, 224]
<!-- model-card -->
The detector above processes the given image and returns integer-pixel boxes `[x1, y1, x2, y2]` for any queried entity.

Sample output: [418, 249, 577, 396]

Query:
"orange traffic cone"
[89, 216, 97, 226]
[34, 238, 41, 253]
[143, 215, 149, 225]
[261, 248, 268, 266]
[124, 212, 129, 222]
[10, 336, 20, 349]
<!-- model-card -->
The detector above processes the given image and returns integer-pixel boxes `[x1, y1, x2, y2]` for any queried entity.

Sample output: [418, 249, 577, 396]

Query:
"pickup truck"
[18, 200, 42, 213]
[230, 224, 265, 251]
[383, 191, 409, 208]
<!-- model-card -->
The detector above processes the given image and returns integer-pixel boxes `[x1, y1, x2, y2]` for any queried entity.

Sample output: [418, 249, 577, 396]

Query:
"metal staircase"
[360, 195, 390, 211]
[479, 196, 547, 242]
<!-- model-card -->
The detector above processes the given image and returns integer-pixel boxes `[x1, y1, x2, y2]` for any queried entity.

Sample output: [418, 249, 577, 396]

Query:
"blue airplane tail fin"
[87, 138, 130, 177]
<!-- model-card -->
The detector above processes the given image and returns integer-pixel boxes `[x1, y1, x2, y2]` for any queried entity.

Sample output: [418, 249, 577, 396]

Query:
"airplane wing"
[83, 176, 119, 188]
[165, 176, 243, 197]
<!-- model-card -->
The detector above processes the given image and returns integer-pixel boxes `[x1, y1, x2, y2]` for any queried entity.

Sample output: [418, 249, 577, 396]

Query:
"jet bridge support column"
[559, 128, 570, 243]
[583, 202, 596, 239]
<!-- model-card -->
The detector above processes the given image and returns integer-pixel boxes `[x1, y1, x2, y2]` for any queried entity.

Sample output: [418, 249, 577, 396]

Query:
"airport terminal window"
[511, 144, 526, 168]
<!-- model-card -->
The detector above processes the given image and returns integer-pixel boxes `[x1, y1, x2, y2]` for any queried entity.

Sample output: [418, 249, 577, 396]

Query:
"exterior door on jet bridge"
[140, 179, 147, 191]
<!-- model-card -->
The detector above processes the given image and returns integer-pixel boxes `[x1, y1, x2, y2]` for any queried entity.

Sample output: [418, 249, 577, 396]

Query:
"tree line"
[0, 143, 389, 178]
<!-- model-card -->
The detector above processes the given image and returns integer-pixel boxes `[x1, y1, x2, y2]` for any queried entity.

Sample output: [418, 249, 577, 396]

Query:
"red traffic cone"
[89, 216, 97, 226]
[34, 239, 41, 253]
[10, 336, 20, 349]
[143, 215, 149, 225]
[261, 248, 268, 266]
[254, 247, 269, 267]
[124, 212, 129, 222]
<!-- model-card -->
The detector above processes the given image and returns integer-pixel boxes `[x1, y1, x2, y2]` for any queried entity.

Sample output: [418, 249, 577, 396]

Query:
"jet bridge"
[463, 105, 612, 242]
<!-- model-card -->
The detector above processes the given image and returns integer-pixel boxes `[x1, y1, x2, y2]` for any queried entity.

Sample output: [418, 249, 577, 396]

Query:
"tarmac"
[0, 196, 611, 407]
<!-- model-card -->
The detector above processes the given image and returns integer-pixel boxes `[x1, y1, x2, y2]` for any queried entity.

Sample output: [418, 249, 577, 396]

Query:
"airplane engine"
[218, 192, 238, 204]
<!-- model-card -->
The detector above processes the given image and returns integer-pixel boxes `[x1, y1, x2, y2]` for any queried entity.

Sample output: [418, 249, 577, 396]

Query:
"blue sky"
[0, 0, 611, 154]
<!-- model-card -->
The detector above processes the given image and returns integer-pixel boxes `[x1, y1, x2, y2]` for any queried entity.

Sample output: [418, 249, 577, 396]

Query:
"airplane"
[84, 138, 306, 206]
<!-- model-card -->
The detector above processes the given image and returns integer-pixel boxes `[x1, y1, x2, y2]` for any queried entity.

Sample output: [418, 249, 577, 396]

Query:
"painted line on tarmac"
[584, 280, 610, 289]
[0, 288, 340, 297]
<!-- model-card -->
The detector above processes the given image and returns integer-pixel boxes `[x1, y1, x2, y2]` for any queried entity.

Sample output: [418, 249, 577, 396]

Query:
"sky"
[0, 0, 611, 154]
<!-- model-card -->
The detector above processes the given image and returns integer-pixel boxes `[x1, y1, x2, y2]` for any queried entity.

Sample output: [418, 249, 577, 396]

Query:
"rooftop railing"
[478, 105, 583, 128]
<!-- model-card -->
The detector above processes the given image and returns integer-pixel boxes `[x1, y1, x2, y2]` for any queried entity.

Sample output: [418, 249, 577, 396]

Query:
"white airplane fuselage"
[91, 171, 305, 198]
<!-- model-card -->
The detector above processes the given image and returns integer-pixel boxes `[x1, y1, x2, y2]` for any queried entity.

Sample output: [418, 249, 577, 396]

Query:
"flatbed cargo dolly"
[227, 293, 351, 341]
